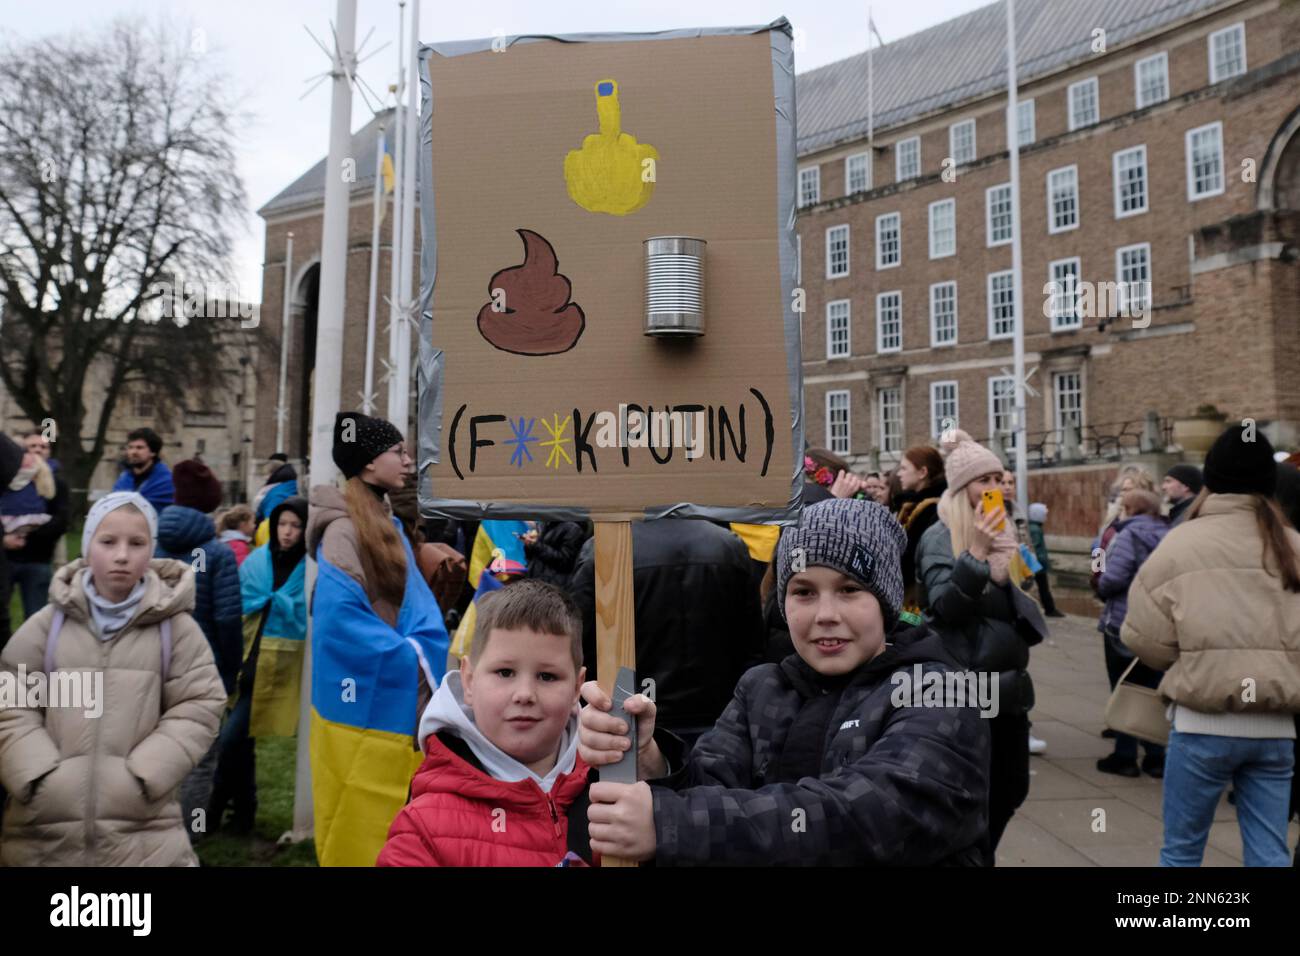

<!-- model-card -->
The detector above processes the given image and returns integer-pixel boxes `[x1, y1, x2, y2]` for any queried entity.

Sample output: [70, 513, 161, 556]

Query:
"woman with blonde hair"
[916, 430, 1048, 859]
[306, 412, 450, 866]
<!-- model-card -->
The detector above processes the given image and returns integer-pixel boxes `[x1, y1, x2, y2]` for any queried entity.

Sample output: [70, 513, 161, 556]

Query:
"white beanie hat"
[82, 491, 158, 556]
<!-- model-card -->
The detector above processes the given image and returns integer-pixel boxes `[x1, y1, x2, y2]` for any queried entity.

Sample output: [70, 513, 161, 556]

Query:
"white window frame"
[1017, 98, 1035, 147]
[826, 299, 851, 359]
[845, 152, 871, 194]
[1208, 22, 1247, 84]
[986, 183, 1013, 247]
[1048, 256, 1083, 331]
[928, 198, 956, 259]
[1185, 121, 1225, 201]
[949, 119, 976, 166]
[1053, 371, 1084, 437]
[1112, 145, 1149, 218]
[929, 281, 958, 348]
[1116, 242, 1152, 316]
[988, 376, 1018, 452]
[1134, 52, 1169, 109]
[798, 165, 821, 208]
[825, 224, 850, 278]
[875, 212, 901, 270]
[877, 387, 903, 455]
[1068, 76, 1100, 131]
[1047, 165, 1080, 234]
[930, 381, 959, 440]
[987, 270, 1016, 341]
[826, 390, 851, 456]
[895, 136, 921, 181]
[876, 290, 903, 354]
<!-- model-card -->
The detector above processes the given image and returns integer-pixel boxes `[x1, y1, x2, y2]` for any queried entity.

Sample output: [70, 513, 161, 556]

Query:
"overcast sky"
[2, 0, 992, 302]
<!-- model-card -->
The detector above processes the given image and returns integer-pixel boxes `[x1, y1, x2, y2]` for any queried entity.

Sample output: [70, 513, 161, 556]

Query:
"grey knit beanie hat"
[775, 498, 907, 628]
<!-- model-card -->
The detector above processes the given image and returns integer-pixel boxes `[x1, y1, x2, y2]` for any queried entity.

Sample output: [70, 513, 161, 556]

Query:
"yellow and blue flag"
[729, 522, 781, 564]
[377, 129, 396, 224]
[450, 570, 504, 660]
[467, 520, 529, 588]
[309, 523, 449, 867]
[239, 543, 307, 736]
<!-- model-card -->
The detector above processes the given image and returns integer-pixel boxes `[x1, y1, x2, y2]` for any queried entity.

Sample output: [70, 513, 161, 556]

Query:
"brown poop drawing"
[477, 229, 586, 356]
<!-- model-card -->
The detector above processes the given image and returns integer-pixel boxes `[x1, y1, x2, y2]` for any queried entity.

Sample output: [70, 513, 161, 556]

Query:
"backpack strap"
[160, 618, 173, 684]
[43, 609, 66, 675]
[43, 610, 172, 703]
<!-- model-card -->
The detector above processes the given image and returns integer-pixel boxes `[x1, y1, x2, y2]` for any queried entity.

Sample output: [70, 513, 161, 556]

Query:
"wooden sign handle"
[593, 519, 638, 868]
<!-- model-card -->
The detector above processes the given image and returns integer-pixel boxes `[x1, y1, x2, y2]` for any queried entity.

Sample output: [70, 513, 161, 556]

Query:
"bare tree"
[0, 19, 256, 517]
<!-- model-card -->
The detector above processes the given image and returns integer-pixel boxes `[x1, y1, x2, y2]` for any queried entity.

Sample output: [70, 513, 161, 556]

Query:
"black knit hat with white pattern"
[775, 498, 907, 628]
[332, 411, 404, 479]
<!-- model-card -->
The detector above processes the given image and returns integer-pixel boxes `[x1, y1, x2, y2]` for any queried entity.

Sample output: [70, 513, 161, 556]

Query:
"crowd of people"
[0, 416, 1297, 867]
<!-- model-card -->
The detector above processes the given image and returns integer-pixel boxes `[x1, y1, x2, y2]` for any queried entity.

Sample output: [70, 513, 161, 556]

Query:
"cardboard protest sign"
[416, 20, 801, 522]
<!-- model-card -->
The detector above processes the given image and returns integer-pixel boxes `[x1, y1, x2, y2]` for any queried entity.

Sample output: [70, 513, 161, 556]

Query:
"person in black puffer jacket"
[568, 518, 763, 745]
[577, 498, 990, 866]
[916, 431, 1046, 859]
[524, 520, 588, 587]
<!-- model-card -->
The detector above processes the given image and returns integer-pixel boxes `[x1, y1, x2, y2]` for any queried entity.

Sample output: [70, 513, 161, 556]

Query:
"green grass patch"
[196, 736, 318, 867]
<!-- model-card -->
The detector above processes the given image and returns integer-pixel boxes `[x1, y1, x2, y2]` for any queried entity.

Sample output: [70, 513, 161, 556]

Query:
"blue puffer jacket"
[155, 505, 242, 694]
[1096, 513, 1170, 634]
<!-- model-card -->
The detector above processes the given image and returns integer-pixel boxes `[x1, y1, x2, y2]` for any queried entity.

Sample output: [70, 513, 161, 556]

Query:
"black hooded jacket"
[650, 623, 991, 866]
[569, 519, 764, 735]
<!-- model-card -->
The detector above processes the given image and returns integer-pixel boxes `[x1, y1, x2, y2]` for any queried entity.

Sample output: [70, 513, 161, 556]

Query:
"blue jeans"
[1161, 728, 1295, 867]
[9, 561, 53, 620]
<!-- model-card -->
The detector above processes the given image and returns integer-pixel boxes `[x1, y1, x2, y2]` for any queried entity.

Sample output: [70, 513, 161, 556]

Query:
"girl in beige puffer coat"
[1123, 427, 1300, 867]
[0, 492, 226, 866]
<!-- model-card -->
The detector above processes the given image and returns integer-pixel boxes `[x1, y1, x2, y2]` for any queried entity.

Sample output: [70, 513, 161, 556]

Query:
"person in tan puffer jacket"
[1123, 426, 1300, 867]
[0, 492, 226, 866]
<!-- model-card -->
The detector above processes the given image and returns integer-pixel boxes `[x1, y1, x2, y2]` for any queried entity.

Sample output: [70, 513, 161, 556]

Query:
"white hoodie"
[418, 670, 581, 794]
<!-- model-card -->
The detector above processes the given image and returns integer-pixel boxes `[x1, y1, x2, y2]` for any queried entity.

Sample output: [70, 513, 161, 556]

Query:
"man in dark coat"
[568, 518, 764, 744]
[1162, 463, 1202, 527]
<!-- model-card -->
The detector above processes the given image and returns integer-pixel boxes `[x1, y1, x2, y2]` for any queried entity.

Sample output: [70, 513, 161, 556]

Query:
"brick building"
[256, 1, 1299, 550]
[795, 0, 1300, 503]
[255, 108, 418, 471]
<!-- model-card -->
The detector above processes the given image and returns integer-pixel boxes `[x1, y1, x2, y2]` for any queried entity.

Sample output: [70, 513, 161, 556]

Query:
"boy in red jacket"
[377, 580, 592, 866]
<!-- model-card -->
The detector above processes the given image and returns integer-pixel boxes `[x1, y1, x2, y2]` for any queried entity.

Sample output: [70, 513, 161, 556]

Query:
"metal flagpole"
[1005, 0, 1029, 519]
[394, 0, 419, 440]
[289, 0, 357, 843]
[362, 125, 385, 415]
[387, 0, 406, 420]
[275, 231, 294, 453]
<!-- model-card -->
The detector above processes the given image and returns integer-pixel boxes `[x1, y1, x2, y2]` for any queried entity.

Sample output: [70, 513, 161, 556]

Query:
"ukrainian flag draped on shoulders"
[310, 519, 449, 867]
[239, 543, 307, 736]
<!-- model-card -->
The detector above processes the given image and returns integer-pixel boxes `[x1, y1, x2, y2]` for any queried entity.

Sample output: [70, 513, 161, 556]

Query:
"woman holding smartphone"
[916, 430, 1046, 859]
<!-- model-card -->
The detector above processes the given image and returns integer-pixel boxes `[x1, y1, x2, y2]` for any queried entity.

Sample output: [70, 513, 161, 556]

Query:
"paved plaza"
[999, 613, 1300, 867]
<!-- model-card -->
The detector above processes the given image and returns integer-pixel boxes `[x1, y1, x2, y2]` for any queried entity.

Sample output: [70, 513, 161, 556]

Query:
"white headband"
[82, 491, 159, 556]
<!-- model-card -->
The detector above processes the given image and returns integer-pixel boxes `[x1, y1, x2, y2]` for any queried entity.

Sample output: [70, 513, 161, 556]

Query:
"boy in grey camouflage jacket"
[580, 499, 991, 866]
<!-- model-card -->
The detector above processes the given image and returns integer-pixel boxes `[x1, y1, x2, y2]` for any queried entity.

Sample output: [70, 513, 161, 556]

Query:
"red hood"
[412, 732, 591, 813]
